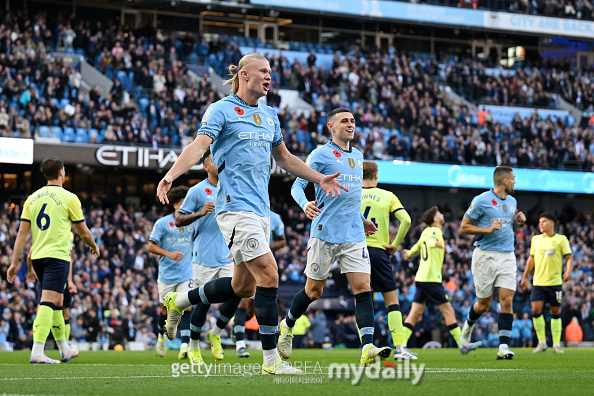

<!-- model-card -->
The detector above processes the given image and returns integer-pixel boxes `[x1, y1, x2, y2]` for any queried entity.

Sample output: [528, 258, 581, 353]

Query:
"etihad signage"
[0, 137, 34, 164]
[95, 146, 203, 170]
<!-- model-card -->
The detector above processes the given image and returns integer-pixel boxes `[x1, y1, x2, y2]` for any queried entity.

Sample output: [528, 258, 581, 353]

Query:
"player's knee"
[235, 284, 257, 298]
[307, 288, 323, 301]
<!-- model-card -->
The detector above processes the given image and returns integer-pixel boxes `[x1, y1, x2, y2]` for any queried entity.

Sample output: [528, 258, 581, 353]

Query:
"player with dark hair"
[403, 206, 481, 355]
[460, 166, 526, 360]
[521, 212, 573, 354]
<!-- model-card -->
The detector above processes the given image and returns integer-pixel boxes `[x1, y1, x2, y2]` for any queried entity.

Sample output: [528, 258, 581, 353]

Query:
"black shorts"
[369, 247, 397, 293]
[63, 282, 72, 308]
[32, 258, 69, 294]
[531, 285, 563, 307]
[413, 282, 449, 306]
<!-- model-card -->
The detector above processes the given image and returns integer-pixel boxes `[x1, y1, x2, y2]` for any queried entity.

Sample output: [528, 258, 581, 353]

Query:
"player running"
[521, 212, 573, 354]
[174, 148, 243, 364]
[403, 206, 482, 355]
[459, 166, 526, 360]
[7, 157, 99, 364]
[278, 108, 392, 366]
[156, 53, 345, 375]
[147, 186, 195, 359]
[360, 160, 415, 359]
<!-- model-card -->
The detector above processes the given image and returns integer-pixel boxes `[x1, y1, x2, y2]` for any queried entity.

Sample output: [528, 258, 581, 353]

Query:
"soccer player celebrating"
[278, 108, 392, 366]
[7, 157, 99, 364]
[147, 186, 195, 359]
[174, 148, 243, 364]
[360, 160, 415, 359]
[521, 212, 573, 354]
[403, 206, 482, 355]
[156, 53, 345, 375]
[459, 166, 526, 360]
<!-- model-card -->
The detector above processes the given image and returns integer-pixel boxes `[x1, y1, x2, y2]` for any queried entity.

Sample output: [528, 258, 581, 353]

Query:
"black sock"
[216, 298, 241, 330]
[551, 314, 560, 319]
[64, 319, 70, 325]
[158, 312, 166, 336]
[254, 286, 279, 350]
[467, 306, 481, 326]
[188, 277, 238, 305]
[180, 311, 191, 344]
[403, 322, 414, 331]
[286, 288, 314, 328]
[234, 308, 247, 342]
[388, 304, 400, 312]
[354, 291, 375, 345]
[533, 313, 542, 319]
[190, 302, 210, 340]
[498, 312, 513, 346]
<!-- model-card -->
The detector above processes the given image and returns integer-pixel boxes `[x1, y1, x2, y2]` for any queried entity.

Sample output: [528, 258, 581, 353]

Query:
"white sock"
[189, 339, 200, 350]
[180, 342, 188, 350]
[236, 340, 246, 350]
[175, 292, 191, 309]
[57, 339, 71, 355]
[553, 343, 561, 347]
[499, 343, 508, 349]
[263, 348, 281, 367]
[212, 325, 224, 337]
[31, 342, 45, 358]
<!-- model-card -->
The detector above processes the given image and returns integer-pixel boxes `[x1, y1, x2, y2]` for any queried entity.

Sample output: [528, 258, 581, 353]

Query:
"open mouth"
[263, 82, 270, 92]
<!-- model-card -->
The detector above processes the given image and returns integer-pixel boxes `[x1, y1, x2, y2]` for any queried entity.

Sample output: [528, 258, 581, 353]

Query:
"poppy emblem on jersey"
[348, 158, 355, 168]
[205, 188, 212, 195]
[169, 222, 175, 227]
[502, 204, 508, 212]
[267, 116, 275, 126]
[333, 150, 341, 158]
[246, 238, 259, 251]
[253, 114, 262, 125]
[491, 199, 497, 206]
[234, 107, 244, 115]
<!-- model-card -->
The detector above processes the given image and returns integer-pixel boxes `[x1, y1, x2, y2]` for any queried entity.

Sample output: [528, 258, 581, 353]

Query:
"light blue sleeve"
[197, 103, 224, 141]
[464, 197, 483, 222]
[178, 187, 200, 215]
[149, 220, 163, 244]
[291, 152, 319, 210]
[273, 216, 285, 238]
[272, 112, 283, 147]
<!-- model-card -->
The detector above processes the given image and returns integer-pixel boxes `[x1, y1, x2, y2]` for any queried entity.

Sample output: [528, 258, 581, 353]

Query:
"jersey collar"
[329, 140, 352, 153]
[490, 189, 507, 201]
[231, 93, 259, 108]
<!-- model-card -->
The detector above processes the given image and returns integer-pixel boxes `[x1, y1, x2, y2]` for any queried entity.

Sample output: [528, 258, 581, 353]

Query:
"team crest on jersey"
[502, 204, 508, 212]
[246, 238, 259, 250]
[311, 264, 320, 273]
[358, 160, 363, 168]
[348, 158, 355, 168]
[203, 109, 210, 121]
[253, 114, 262, 125]
[267, 116, 275, 126]
[179, 227, 185, 234]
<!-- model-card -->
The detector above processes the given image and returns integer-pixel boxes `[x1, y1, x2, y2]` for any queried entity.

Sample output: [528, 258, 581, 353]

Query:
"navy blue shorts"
[32, 258, 69, 294]
[369, 247, 397, 293]
[63, 282, 72, 308]
[413, 282, 449, 306]
[531, 285, 563, 307]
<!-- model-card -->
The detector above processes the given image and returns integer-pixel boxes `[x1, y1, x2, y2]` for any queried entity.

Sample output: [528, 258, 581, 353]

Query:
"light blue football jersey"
[292, 141, 365, 244]
[464, 189, 517, 252]
[178, 179, 231, 268]
[197, 93, 283, 218]
[270, 211, 285, 242]
[149, 213, 194, 284]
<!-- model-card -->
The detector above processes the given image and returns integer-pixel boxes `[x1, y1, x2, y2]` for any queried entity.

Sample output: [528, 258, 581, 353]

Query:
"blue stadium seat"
[65, 47, 75, 54]
[76, 48, 86, 56]
[75, 128, 89, 144]
[189, 53, 199, 64]
[39, 126, 51, 138]
[60, 98, 70, 108]
[139, 98, 149, 114]
[62, 127, 75, 142]
[12, 131, 20, 138]
[51, 126, 62, 139]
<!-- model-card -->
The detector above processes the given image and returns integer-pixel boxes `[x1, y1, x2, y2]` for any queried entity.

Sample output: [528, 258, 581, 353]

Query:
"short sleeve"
[272, 113, 283, 147]
[273, 218, 285, 238]
[149, 222, 163, 244]
[561, 236, 572, 256]
[179, 188, 201, 215]
[68, 195, 84, 223]
[197, 104, 224, 141]
[390, 193, 404, 213]
[21, 197, 31, 222]
[464, 197, 483, 222]
[529, 237, 536, 256]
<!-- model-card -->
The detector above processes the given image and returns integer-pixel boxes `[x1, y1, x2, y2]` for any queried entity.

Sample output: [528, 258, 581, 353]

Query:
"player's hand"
[304, 200, 321, 220]
[69, 281, 78, 294]
[320, 172, 348, 198]
[403, 249, 410, 261]
[563, 271, 571, 282]
[157, 175, 174, 204]
[168, 251, 184, 261]
[89, 245, 100, 258]
[383, 244, 397, 258]
[435, 240, 444, 249]
[489, 220, 502, 233]
[6, 264, 17, 284]
[200, 202, 215, 216]
[363, 219, 377, 236]
[515, 211, 526, 226]
[520, 278, 531, 290]
[27, 269, 37, 284]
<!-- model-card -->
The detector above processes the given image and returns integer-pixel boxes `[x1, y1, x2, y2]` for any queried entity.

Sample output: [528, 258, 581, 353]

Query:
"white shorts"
[217, 211, 271, 264]
[193, 262, 234, 287]
[305, 238, 371, 281]
[471, 247, 517, 299]
[157, 279, 192, 305]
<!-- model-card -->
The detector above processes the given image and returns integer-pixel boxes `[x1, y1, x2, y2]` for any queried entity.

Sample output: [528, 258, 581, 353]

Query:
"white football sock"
[175, 292, 191, 309]
[263, 348, 281, 367]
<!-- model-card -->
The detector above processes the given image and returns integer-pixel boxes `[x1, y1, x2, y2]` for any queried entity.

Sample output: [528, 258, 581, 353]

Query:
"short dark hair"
[422, 206, 439, 226]
[41, 157, 64, 181]
[167, 186, 189, 206]
[327, 107, 352, 124]
[493, 166, 513, 186]
[201, 147, 212, 164]
[539, 212, 557, 224]
[363, 161, 378, 180]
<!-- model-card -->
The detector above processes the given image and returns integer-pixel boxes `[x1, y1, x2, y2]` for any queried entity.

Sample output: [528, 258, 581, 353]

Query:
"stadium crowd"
[0, 193, 592, 350]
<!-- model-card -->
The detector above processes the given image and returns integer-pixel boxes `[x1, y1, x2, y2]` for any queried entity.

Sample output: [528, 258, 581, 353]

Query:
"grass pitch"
[0, 347, 592, 395]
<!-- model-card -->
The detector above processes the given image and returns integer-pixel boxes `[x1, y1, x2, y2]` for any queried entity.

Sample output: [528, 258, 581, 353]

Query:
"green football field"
[1, 348, 592, 395]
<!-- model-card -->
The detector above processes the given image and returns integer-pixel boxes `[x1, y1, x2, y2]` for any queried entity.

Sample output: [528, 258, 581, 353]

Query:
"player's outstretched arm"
[460, 216, 501, 235]
[520, 255, 535, 290]
[7, 220, 31, 283]
[157, 134, 213, 204]
[74, 221, 100, 258]
[272, 142, 347, 197]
